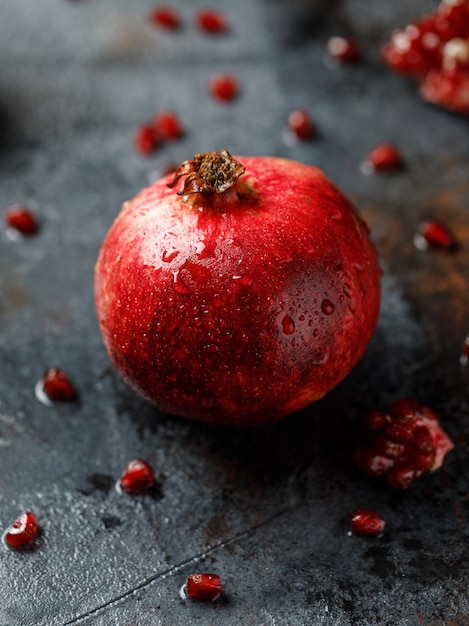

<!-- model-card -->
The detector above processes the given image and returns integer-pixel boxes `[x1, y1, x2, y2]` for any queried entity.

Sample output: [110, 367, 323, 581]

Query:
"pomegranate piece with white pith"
[355, 398, 454, 489]
[95, 150, 381, 426]
[382, 0, 469, 113]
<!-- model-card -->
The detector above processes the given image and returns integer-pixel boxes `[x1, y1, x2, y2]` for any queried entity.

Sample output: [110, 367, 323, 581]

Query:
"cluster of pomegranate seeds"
[361, 143, 403, 174]
[354, 398, 454, 489]
[148, 6, 181, 30]
[134, 110, 183, 156]
[460, 335, 469, 366]
[181, 573, 223, 601]
[3, 512, 39, 550]
[326, 36, 361, 63]
[119, 459, 156, 494]
[381, 0, 469, 113]
[350, 509, 386, 537]
[42, 368, 77, 402]
[413, 219, 457, 251]
[209, 73, 239, 102]
[4, 205, 40, 236]
[287, 109, 315, 140]
[195, 10, 228, 34]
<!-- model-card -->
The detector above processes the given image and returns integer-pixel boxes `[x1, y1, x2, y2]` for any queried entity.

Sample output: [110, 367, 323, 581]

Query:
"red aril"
[119, 459, 156, 494]
[153, 110, 183, 140]
[4, 512, 39, 550]
[4, 205, 39, 236]
[350, 509, 386, 537]
[287, 109, 315, 140]
[148, 6, 181, 30]
[95, 150, 381, 426]
[42, 368, 77, 402]
[183, 573, 223, 601]
[413, 219, 457, 250]
[362, 144, 402, 173]
[355, 398, 454, 489]
[460, 335, 469, 366]
[209, 74, 239, 102]
[326, 36, 361, 63]
[135, 123, 159, 156]
[382, 0, 469, 113]
[195, 10, 228, 34]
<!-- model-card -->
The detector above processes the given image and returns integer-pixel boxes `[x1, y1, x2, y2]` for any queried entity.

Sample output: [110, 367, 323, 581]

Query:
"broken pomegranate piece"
[355, 398, 454, 489]
[382, 0, 469, 113]
[183, 573, 223, 601]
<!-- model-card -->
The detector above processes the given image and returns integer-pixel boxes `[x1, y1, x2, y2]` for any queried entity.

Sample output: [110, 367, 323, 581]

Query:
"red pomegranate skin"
[95, 155, 381, 426]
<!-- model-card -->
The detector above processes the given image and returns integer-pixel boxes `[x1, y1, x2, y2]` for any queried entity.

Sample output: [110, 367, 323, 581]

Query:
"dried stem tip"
[168, 149, 245, 196]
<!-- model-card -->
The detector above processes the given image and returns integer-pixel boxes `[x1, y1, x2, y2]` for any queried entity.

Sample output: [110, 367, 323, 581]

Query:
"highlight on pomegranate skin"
[3, 511, 39, 550]
[381, 0, 469, 114]
[354, 398, 454, 489]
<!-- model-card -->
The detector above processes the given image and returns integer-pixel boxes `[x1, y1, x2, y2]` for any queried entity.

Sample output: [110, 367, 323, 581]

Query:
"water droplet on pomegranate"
[281, 315, 296, 335]
[321, 299, 335, 315]
[172, 269, 192, 294]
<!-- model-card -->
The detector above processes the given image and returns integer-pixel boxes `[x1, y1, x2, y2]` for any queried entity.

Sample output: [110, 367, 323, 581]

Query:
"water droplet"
[282, 315, 296, 335]
[321, 299, 335, 315]
[172, 269, 192, 294]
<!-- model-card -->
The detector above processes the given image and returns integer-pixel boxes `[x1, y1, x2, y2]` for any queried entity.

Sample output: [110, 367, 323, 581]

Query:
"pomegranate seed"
[195, 10, 228, 34]
[460, 335, 469, 366]
[4, 205, 39, 236]
[354, 399, 454, 489]
[414, 219, 457, 250]
[119, 459, 156, 494]
[287, 109, 315, 140]
[350, 509, 386, 537]
[148, 6, 181, 30]
[153, 110, 183, 140]
[209, 73, 239, 102]
[4, 512, 39, 550]
[326, 36, 361, 63]
[362, 144, 402, 173]
[419, 66, 469, 114]
[42, 368, 77, 402]
[183, 573, 223, 601]
[135, 123, 159, 156]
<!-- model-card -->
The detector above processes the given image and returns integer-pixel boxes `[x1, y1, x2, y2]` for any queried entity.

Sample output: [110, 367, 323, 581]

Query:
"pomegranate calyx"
[168, 149, 245, 196]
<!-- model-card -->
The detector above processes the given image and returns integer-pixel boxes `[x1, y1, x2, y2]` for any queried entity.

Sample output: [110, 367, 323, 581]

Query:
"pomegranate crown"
[167, 149, 245, 196]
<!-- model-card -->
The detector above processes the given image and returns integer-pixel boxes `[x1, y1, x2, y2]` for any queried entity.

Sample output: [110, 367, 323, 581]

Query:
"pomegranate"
[382, 0, 469, 114]
[95, 150, 381, 426]
[355, 398, 454, 489]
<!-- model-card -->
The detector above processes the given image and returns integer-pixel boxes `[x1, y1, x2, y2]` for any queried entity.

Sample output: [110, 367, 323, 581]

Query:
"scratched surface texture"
[0, 0, 468, 625]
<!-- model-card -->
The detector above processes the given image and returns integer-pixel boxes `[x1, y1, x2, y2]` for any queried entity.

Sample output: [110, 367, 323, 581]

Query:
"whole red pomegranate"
[95, 150, 381, 426]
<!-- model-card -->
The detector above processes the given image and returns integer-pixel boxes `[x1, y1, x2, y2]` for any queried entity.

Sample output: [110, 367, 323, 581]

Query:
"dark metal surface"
[1, 1, 468, 624]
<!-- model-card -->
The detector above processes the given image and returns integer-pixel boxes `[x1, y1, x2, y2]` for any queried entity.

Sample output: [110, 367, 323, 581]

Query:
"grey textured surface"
[1, 1, 469, 624]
